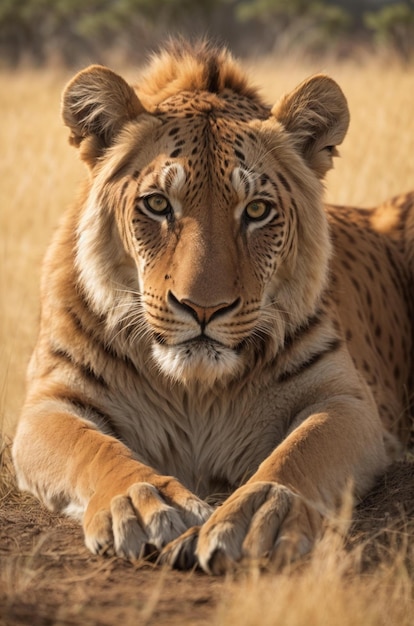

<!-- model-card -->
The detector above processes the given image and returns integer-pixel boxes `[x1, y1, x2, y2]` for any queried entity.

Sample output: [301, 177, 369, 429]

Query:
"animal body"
[12, 40, 413, 574]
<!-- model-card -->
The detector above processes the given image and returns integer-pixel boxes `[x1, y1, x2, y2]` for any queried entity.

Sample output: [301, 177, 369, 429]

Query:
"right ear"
[271, 74, 349, 179]
[62, 65, 144, 165]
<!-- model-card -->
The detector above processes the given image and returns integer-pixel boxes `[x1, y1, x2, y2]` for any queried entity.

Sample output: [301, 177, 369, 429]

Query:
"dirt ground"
[1, 444, 413, 626]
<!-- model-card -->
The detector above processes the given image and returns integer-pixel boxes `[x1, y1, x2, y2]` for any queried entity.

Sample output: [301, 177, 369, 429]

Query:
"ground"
[1, 440, 413, 626]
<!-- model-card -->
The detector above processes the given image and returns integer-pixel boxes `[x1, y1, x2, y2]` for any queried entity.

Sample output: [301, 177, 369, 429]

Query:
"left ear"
[62, 65, 144, 166]
[271, 74, 350, 178]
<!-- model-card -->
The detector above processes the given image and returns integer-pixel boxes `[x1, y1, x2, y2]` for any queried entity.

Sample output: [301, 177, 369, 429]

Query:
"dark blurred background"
[1, 0, 414, 67]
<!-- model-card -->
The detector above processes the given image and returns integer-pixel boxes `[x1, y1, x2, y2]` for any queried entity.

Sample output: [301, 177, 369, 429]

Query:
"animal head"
[62, 41, 349, 386]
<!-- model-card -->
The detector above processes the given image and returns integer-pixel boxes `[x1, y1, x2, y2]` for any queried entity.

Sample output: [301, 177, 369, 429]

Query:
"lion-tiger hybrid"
[12, 40, 414, 574]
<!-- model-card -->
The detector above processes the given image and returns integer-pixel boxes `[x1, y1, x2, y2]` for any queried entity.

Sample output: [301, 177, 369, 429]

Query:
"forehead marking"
[232, 167, 257, 221]
[159, 163, 187, 195]
[232, 167, 256, 199]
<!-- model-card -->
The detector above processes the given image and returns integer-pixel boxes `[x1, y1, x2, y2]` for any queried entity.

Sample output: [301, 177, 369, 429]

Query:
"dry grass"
[1, 56, 414, 625]
[216, 556, 414, 626]
[0, 69, 83, 432]
[216, 472, 414, 626]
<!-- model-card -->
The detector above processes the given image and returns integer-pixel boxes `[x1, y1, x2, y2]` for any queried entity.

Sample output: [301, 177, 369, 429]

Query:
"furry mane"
[136, 39, 263, 111]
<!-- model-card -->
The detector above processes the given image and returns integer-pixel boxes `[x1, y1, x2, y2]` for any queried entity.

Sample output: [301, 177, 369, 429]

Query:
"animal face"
[63, 56, 349, 385]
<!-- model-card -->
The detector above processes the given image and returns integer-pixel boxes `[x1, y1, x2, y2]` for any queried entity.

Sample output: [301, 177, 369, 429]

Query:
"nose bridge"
[173, 214, 238, 306]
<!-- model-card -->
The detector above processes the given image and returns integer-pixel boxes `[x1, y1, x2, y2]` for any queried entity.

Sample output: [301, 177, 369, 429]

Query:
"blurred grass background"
[1, 0, 414, 67]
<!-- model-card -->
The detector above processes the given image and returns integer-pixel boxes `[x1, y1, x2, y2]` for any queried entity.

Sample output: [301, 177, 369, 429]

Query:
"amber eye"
[244, 200, 271, 222]
[143, 194, 171, 216]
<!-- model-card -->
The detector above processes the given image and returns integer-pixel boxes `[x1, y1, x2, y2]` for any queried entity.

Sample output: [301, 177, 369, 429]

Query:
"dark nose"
[168, 291, 240, 329]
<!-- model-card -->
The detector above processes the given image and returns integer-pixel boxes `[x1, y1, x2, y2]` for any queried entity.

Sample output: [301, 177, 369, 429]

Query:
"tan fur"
[12, 40, 413, 574]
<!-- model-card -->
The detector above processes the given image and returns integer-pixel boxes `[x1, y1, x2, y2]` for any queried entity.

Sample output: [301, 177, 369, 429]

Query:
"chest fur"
[102, 373, 291, 499]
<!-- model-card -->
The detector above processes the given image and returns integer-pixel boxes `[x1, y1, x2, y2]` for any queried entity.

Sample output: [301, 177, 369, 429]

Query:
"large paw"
[161, 482, 323, 574]
[84, 481, 213, 560]
[197, 482, 323, 574]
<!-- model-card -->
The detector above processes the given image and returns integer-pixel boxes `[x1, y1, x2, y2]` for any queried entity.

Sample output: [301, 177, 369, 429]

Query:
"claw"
[206, 548, 236, 576]
[158, 526, 200, 570]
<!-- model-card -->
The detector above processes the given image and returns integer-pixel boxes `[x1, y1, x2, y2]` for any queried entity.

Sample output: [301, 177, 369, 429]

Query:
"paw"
[195, 482, 322, 574]
[84, 482, 212, 560]
[158, 526, 200, 570]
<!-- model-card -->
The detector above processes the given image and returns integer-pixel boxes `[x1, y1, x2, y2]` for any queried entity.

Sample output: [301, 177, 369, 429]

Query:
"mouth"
[181, 335, 227, 348]
[151, 333, 244, 385]
[153, 332, 227, 349]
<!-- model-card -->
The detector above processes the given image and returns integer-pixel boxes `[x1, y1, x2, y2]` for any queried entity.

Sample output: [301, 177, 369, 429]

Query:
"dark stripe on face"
[276, 172, 292, 193]
[235, 149, 245, 162]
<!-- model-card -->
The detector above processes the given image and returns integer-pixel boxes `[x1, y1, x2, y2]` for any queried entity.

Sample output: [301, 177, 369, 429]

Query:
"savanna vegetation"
[1, 0, 414, 66]
[1, 2, 414, 623]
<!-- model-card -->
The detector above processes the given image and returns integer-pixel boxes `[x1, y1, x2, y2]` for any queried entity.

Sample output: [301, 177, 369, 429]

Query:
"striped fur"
[13, 40, 413, 574]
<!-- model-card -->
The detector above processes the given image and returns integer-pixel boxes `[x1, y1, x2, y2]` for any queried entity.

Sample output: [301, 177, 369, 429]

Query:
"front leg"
[84, 472, 212, 560]
[13, 403, 213, 560]
[162, 395, 389, 573]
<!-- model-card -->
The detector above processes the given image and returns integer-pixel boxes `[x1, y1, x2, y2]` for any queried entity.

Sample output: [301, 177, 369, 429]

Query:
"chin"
[151, 339, 244, 387]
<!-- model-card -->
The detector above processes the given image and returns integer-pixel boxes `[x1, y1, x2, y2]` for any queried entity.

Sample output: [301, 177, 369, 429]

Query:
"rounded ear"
[62, 65, 144, 163]
[271, 74, 350, 179]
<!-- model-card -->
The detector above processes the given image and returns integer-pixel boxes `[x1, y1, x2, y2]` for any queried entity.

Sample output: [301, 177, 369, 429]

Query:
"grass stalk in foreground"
[216, 522, 413, 626]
